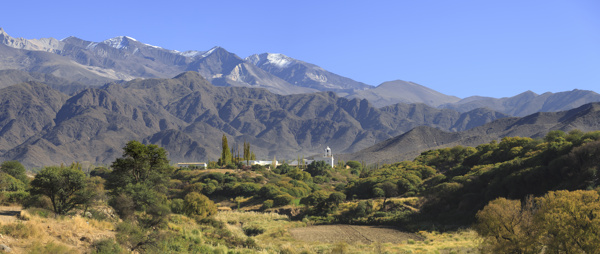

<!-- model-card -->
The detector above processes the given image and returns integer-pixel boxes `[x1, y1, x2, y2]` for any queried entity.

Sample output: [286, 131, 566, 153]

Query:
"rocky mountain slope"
[349, 80, 461, 107]
[0, 72, 508, 168]
[340, 102, 600, 164]
[439, 90, 600, 117]
[246, 53, 371, 96]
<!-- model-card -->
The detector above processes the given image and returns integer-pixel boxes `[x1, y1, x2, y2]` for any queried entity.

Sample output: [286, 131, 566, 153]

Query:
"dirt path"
[289, 225, 424, 244]
[0, 206, 21, 223]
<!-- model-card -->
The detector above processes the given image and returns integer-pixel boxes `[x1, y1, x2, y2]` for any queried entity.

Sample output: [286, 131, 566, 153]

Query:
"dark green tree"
[306, 160, 330, 177]
[1, 160, 28, 184]
[30, 166, 88, 214]
[106, 140, 172, 221]
[107, 141, 171, 190]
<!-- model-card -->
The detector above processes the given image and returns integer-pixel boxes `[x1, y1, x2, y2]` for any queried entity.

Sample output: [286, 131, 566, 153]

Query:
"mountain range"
[1, 28, 600, 167]
[339, 102, 600, 164]
[0, 72, 514, 167]
[3, 28, 599, 113]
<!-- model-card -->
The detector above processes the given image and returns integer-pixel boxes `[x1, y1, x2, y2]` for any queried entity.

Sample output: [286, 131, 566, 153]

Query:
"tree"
[346, 161, 362, 170]
[475, 197, 541, 253]
[107, 140, 172, 220]
[535, 190, 600, 253]
[376, 181, 398, 209]
[30, 166, 88, 214]
[327, 192, 346, 207]
[184, 192, 217, 222]
[243, 141, 252, 165]
[300, 190, 329, 207]
[271, 156, 277, 170]
[306, 161, 330, 177]
[107, 140, 171, 190]
[220, 134, 232, 166]
[1, 160, 28, 184]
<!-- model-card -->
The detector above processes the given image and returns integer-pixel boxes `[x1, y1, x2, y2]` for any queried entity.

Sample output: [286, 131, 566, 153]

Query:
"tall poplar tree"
[243, 141, 251, 165]
[220, 134, 232, 166]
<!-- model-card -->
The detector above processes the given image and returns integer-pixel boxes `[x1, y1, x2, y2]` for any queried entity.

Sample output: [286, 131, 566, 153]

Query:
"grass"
[0, 205, 481, 253]
[213, 210, 482, 253]
[0, 207, 117, 253]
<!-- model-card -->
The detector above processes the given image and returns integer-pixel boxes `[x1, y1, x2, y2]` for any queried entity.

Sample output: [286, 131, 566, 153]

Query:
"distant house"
[249, 160, 280, 166]
[289, 159, 313, 167]
[176, 162, 207, 169]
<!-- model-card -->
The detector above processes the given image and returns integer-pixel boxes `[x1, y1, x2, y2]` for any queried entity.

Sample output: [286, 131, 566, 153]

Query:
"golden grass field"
[0, 207, 481, 253]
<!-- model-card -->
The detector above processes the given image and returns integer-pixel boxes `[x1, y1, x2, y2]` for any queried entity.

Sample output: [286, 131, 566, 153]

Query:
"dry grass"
[0, 207, 116, 254]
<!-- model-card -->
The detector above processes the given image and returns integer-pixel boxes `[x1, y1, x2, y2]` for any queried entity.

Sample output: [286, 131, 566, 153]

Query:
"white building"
[177, 162, 207, 169]
[312, 146, 334, 168]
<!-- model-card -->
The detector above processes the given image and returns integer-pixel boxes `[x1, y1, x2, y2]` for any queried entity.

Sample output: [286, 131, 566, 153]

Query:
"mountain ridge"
[0, 72, 510, 168]
[340, 101, 600, 164]
[2, 28, 599, 116]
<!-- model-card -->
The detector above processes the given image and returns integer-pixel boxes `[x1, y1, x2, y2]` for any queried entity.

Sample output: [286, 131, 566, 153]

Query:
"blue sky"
[1, 0, 599, 98]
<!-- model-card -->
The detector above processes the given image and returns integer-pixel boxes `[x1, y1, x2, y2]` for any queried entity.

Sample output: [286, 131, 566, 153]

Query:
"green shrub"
[242, 225, 265, 236]
[273, 194, 294, 207]
[184, 192, 217, 222]
[0, 160, 28, 184]
[23, 194, 53, 210]
[92, 238, 125, 254]
[169, 198, 185, 214]
[26, 207, 51, 218]
[262, 199, 274, 210]
[244, 237, 259, 249]
[4, 190, 29, 204]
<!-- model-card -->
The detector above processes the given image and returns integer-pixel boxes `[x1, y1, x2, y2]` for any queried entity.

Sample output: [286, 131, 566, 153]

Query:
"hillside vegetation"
[0, 130, 599, 253]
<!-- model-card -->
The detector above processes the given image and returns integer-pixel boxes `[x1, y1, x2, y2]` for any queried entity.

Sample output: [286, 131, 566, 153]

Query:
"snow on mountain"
[266, 53, 292, 68]
[179, 50, 205, 58]
[201, 46, 221, 58]
[246, 53, 294, 69]
[102, 36, 136, 49]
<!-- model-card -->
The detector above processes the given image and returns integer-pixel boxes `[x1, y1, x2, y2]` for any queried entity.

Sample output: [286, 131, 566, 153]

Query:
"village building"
[176, 162, 207, 169]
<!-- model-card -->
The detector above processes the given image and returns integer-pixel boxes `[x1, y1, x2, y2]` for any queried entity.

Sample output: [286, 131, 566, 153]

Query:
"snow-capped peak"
[266, 53, 292, 68]
[102, 36, 137, 49]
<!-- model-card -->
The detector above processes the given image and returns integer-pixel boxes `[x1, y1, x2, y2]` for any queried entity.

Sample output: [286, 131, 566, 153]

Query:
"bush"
[273, 194, 294, 207]
[4, 190, 29, 204]
[242, 226, 265, 236]
[262, 200, 274, 210]
[92, 238, 125, 254]
[313, 175, 329, 184]
[0, 160, 28, 184]
[25, 207, 51, 218]
[0, 172, 26, 192]
[23, 194, 53, 210]
[169, 198, 185, 214]
[233, 182, 260, 197]
[306, 161, 331, 177]
[184, 192, 217, 222]
[109, 194, 135, 219]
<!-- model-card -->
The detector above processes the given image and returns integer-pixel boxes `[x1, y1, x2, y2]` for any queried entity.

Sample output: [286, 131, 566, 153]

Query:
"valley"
[0, 27, 599, 254]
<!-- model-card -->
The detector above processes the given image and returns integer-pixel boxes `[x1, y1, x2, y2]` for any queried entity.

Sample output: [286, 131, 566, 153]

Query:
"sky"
[1, 0, 599, 98]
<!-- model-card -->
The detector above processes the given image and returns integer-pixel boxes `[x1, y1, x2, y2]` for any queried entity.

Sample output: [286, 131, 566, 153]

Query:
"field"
[289, 225, 422, 244]
[215, 211, 481, 254]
